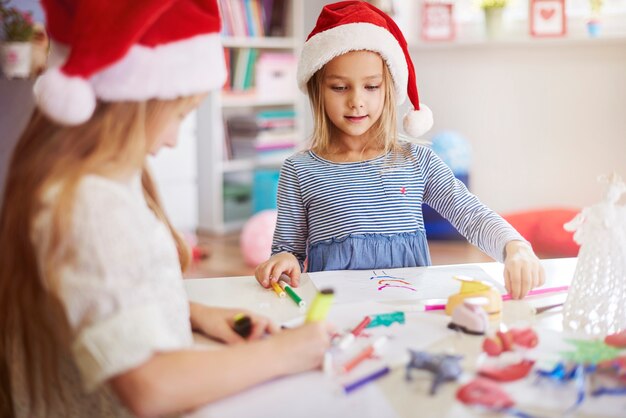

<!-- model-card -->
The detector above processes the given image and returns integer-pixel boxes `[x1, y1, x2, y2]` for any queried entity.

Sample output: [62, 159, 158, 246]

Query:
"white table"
[184, 258, 625, 418]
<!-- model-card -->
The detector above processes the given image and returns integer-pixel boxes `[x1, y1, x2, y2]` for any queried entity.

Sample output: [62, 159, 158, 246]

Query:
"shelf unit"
[197, 0, 305, 234]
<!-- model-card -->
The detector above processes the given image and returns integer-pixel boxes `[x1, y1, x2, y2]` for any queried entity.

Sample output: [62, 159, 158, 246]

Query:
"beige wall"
[411, 42, 626, 213]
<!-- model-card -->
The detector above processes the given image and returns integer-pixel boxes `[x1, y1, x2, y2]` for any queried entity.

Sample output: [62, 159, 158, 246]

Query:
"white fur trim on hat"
[403, 103, 433, 139]
[297, 23, 407, 104]
[36, 33, 226, 125]
[34, 67, 96, 126]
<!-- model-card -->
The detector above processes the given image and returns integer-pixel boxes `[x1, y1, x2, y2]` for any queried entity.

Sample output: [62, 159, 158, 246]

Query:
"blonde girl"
[255, 1, 545, 300]
[0, 1, 330, 417]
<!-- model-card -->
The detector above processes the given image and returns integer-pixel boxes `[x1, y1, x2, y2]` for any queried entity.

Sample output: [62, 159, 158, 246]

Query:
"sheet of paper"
[186, 302, 453, 418]
[306, 265, 504, 305]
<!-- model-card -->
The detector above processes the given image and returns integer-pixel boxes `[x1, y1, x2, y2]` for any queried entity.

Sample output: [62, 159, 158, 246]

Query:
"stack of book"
[225, 109, 297, 161]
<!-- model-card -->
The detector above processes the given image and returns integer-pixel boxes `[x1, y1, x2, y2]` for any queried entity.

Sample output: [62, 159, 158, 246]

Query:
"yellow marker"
[305, 288, 334, 323]
[271, 281, 286, 298]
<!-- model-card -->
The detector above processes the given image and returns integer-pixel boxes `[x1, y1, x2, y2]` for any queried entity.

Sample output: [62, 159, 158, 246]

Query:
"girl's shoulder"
[397, 140, 436, 160]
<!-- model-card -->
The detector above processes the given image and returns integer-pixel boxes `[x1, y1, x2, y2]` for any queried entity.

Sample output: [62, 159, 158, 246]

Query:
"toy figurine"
[482, 327, 538, 357]
[405, 350, 463, 395]
[445, 275, 502, 318]
[447, 297, 489, 335]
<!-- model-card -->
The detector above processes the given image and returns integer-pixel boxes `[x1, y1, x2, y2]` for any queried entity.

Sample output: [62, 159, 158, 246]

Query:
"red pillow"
[503, 209, 580, 257]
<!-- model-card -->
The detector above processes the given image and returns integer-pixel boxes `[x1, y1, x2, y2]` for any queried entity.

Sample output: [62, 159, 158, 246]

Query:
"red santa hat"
[35, 0, 226, 126]
[297, 1, 433, 138]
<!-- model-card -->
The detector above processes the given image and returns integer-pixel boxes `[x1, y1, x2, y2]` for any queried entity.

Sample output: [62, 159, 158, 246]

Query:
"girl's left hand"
[503, 240, 546, 299]
[189, 303, 280, 344]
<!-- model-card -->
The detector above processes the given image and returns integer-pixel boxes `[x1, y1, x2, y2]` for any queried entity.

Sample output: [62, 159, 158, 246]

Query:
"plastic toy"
[478, 359, 535, 382]
[405, 350, 463, 395]
[482, 328, 538, 357]
[367, 311, 405, 328]
[447, 297, 489, 335]
[605, 329, 626, 348]
[445, 276, 502, 318]
[456, 378, 515, 410]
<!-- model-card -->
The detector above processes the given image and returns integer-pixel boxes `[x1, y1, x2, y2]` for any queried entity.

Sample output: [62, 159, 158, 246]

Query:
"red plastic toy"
[456, 378, 515, 409]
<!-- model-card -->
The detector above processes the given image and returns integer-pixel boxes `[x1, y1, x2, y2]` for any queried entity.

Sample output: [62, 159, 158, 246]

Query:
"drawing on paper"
[371, 271, 417, 292]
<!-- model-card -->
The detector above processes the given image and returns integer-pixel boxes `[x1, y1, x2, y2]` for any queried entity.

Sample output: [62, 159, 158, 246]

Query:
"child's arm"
[503, 240, 546, 299]
[257, 159, 308, 287]
[419, 147, 544, 298]
[188, 303, 280, 342]
[110, 321, 331, 417]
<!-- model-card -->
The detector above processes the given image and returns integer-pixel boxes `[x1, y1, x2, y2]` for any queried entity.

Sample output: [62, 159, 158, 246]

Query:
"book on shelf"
[219, 0, 288, 38]
[225, 110, 297, 161]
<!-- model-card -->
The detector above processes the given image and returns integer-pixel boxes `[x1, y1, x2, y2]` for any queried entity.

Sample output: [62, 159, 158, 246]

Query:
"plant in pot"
[587, 0, 603, 37]
[1, 0, 35, 78]
[481, 0, 508, 39]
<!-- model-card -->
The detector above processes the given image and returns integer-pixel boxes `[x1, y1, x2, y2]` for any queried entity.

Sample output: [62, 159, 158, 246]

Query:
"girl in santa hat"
[255, 1, 544, 301]
[0, 1, 331, 417]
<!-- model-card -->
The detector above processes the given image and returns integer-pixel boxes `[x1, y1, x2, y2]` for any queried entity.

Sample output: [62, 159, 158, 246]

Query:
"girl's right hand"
[255, 252, 301, 288]
[271, 322, 332, 374]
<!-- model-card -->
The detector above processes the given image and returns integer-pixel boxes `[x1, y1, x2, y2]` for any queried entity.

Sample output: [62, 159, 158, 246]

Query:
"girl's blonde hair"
[0, 96, 198, 415]
[306, 54, 401, 158]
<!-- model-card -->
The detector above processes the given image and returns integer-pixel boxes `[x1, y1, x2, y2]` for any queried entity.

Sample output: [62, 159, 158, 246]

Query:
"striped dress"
[272, 142, 524, 272]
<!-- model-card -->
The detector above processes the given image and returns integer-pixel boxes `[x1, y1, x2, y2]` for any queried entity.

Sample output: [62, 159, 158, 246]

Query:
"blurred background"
[1, 0, 625, 277]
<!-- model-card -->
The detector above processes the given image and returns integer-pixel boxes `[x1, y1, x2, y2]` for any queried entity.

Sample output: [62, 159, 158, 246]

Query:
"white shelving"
[197, 0, 305, 235]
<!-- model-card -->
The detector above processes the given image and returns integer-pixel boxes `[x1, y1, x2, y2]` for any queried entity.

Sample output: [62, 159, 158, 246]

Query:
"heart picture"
[530, 0, 566, 37]
[540, 8, 555, 20]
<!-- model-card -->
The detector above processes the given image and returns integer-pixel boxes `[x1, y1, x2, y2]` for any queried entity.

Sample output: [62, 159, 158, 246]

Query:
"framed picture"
[530, 0, 566, 37]
[421, 3, 455, 41]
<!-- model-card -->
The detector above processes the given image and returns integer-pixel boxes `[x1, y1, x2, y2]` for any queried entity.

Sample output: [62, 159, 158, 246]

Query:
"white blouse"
[12, 174, 193, 417]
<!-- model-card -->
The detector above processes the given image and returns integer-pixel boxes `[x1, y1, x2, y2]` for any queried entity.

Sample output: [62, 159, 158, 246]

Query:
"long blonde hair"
[306, 55, 401, 157]
[0, 96, 198, 415]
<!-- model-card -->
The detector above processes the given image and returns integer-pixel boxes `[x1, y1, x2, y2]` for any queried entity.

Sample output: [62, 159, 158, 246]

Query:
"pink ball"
[240, 209, 278, 267]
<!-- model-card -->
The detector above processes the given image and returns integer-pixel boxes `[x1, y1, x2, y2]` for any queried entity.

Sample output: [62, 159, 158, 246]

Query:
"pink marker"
[423, 285, 570, 311]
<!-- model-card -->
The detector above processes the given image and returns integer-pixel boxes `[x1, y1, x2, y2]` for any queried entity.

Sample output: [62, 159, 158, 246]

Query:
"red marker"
[342, 336, 388, 373]
[338, 316, 371, 349]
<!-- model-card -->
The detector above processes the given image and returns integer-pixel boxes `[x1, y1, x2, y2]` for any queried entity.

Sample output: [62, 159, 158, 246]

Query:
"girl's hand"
[255, 252, 301, 288]
[271, 322, 333, 374]
[189, 303, 279, 344]
[503, 240, 546, 299]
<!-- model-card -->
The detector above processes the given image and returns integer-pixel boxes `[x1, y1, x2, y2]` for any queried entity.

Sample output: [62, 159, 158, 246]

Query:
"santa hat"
[35, 0, 226, 126]
[297, 1, 433, 138]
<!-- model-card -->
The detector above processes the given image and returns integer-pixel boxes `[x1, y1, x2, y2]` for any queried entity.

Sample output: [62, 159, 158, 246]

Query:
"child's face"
[322, 51, 385, 143]
[149, 95, 205, 156]
[150, 117, 182, 156]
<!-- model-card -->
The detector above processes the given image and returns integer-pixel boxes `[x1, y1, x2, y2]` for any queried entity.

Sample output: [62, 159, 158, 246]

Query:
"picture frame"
[530, 0, 567, 37]
[421, 2, 455, 41]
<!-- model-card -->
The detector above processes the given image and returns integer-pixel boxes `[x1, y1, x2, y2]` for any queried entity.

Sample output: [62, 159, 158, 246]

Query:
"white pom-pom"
[403, 103, 434, 139]
[34, 68, 96, 126]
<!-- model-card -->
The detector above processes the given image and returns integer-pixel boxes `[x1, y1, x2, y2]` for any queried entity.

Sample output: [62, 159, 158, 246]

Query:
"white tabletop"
[184, 258, 625, 418]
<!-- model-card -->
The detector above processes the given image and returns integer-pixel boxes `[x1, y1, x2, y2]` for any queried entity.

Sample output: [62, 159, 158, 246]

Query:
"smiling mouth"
[345, 115, 367, 122]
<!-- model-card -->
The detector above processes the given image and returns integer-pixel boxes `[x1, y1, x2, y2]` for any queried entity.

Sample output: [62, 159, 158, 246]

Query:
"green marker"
[305, 288, 334, 323]
[279, 280, 305, 307]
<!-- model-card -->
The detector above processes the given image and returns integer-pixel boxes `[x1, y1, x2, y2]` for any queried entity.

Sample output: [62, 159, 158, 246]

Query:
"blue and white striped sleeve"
[271, 158, 308, 269]
[419, 147, 526, 262]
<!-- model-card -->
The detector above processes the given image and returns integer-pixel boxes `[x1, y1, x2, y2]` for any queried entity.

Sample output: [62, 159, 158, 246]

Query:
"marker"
[279, 280, 305, 307]
[305, 288, 334, 323]
[343, 366, 391, 394]
[338, 316, 371, 350]
[232, 313, 252, 338]
[271, 281, 286, 298]
[423, 285, 570, 311]
[342, 336, 388, 373]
